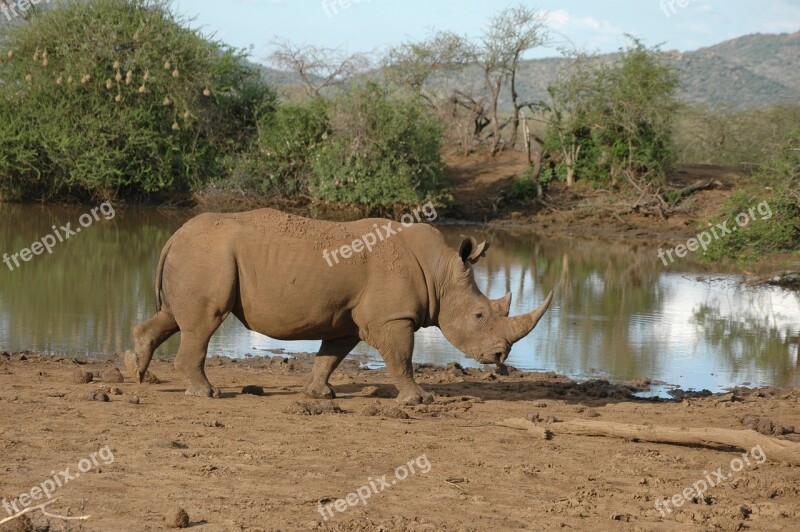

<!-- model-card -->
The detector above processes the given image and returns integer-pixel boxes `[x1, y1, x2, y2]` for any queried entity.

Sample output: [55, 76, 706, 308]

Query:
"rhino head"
[436, 236, 553, 365]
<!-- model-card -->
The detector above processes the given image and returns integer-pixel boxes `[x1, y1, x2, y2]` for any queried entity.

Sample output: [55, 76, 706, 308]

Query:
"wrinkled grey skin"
[125, 209, 553, 404]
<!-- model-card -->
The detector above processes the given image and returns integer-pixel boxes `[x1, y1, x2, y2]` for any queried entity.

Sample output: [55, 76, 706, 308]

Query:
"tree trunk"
[485, 68, 502, 156]
[510, 60, 520, 148]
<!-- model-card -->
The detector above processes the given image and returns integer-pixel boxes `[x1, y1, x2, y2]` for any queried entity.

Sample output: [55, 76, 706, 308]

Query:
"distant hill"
[258, 31, 800, 110]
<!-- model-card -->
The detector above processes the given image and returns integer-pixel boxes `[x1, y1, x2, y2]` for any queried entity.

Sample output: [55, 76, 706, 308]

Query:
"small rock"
[83, 391, 109, 402]
[169, 508, 190, 528]
[143, 371, 161, 384]
[526, 412, 542, 422]
[128, 395, 140, 405]
[583, 409, 600, 418]
[101, 367, 124, 383]
[495, 363, 509, 376]
[241, 385, 264, 396]
[152, 439, 187, 449]
[72, 368, 93, 384]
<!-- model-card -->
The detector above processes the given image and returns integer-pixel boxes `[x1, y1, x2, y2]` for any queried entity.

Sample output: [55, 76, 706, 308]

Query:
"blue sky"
[171, 0, 800, 63]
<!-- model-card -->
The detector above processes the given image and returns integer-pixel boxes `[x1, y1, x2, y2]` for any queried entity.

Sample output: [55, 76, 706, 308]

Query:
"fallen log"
[496, 418, 552, 440]
[497, 418, 800, 465]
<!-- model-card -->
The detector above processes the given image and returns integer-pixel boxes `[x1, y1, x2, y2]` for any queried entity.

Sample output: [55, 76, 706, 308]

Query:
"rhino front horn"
[506, 290, 554, 344]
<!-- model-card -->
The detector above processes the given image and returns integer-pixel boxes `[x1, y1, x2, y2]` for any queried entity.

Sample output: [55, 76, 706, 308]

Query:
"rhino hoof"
[124, 350, 145, 384]
[397, 390, 434, 406]
[185, 385, 216, 397]
[301, 381, 336, 399]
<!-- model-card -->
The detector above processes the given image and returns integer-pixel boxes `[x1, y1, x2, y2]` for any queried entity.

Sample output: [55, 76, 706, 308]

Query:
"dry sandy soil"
[1, 351, 799, 531]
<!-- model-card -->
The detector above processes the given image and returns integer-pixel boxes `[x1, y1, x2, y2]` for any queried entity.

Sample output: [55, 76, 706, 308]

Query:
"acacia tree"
[382, 30, 474, 104]
[268, 38, 370, 97]
[480, 4, 549, 155]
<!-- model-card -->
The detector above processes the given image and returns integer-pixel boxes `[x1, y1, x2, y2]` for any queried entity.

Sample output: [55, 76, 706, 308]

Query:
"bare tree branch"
[0, 498, 91, 526]
[268, 38, 370, 97]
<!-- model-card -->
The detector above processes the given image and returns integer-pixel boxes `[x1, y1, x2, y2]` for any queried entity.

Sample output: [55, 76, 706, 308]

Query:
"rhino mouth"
[475, 349, 508, 365]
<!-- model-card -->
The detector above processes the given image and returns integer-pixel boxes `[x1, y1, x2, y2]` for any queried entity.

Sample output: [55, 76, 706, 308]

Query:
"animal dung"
[72, 368, 93, 384]
[83, 391, 109, 402]
[241, 385, 264, 396]
[101, 367, 124, 383]
[168, 508, 190, 528]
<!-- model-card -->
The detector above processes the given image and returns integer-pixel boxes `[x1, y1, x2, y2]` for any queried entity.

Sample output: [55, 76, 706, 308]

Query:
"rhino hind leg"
[174, 327, 223, 397]
[302, 337, 360, 399]
[125, 310, 179, 383]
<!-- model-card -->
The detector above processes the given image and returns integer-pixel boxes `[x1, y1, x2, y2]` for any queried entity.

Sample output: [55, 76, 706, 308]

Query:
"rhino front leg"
[373, 321, 433, 405]
[302, 337, 360, 399]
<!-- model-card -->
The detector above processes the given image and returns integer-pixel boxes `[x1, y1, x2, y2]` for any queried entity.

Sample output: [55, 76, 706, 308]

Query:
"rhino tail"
[155, 237, 174, 313]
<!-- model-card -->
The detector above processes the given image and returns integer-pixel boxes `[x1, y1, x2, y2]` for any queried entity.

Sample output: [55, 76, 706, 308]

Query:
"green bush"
[701, 132, 800, 263]
[311, 82, 446, 207]
[0, 0, 275, 201]
[213, 98, 328, 197]
[222, 82, 448, 209]
[545, 39, 680, 186]
[510, 165, 556, 200]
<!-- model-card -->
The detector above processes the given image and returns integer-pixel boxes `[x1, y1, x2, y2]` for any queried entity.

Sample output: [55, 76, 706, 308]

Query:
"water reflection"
[1, 205, 798, 390]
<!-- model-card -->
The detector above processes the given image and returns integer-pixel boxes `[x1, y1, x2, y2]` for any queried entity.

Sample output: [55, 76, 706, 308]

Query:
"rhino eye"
[474, 311, 484, 320]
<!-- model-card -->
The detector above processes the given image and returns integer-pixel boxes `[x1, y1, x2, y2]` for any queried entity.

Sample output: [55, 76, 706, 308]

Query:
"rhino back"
[166, 209, 438, 340]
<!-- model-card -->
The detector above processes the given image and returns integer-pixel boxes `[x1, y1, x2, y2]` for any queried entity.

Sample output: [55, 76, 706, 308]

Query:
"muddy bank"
[1, 351, 799, 531]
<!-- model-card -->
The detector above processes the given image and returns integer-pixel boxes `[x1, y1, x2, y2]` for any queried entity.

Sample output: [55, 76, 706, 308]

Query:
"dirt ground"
[1, 351, 798, 531]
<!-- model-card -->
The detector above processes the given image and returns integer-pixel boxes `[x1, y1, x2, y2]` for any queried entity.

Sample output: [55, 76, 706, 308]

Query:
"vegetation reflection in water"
[0, 204, 797, 391]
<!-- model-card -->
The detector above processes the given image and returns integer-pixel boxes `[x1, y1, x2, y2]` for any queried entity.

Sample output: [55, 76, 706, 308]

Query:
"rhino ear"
[459, 236, 490, 264]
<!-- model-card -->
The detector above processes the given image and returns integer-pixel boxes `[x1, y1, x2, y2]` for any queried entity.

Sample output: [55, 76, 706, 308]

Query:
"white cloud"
[679, 21, 712, 34]
[545, 9, 623, 35]
[763, 0, 800, 32]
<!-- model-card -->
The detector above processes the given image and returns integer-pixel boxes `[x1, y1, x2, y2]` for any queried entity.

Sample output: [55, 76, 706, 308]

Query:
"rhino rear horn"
[459, 236, 490, 264]
[490, 293, 512, 317]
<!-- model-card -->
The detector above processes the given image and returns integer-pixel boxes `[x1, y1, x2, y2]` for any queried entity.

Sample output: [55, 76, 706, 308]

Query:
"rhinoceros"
[125, 208, 553, 404]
